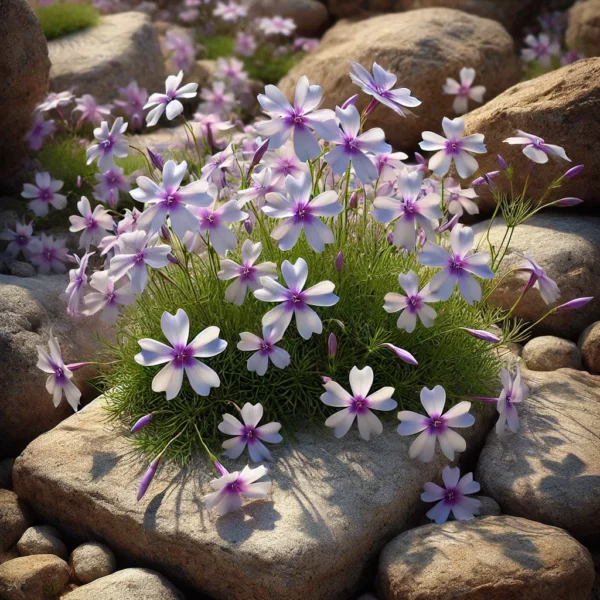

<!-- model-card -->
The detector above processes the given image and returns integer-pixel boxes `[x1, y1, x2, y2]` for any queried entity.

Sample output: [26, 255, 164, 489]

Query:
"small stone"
[579, 321, 600, 374]
[522, 336, 582, 371]
[0, 490, 30, 552]
[0, 458, 16, 490]
[476, 495, 501, 517]
[8, 261, 36, 278]
[70, 542, 116, 584]
[567, 0, 600, 57]
[0, 555, 70, 600]
[17, 526, 67, 560]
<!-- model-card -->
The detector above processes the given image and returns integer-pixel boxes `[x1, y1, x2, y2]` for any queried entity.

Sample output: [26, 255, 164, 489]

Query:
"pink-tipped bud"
[328, 333, 337, 358]
[387, 232, 394, 245]
[76, 175, 82, 188]
[414, 152, 427, 167]
[167, 253, 179, 265]
[321, 376, 332, 384]
[497, 154, 508, 170]
[380, 343, 418, 365]
[470, 396, 500, 404]
[213, 460, 229, 477]
[137, 456, 161, 501]
[556, 297, 593, 311]
[160, 224, 172, 242]
[471, 176, 486, 186]
[417, 229, 427, 247]
[341, 94, 359, 109]
[131, 413, 153, 433]
[109, 188, 117, 208]
[438, 214, 460, 233]
[148, 148, 165, 172]
[564, 164, 584, 179]
[250, 138, 269, 169]
[556, 197, 584, 207]
[364, 97, 380, 116]
[459, 328, 500, 343]
[348, 191, 358, 209]
[65, 362, 91, 372]
[244, 219, 253, 235]
[335, 251, 344, 273]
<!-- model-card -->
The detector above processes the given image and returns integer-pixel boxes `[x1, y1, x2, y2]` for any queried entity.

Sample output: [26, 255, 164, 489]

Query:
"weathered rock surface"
[70, 542, 116, 584]
[13, 396, 495, 600]
[243, 0, 330, 37]
[567, 0, 600, 57]
[279, 9, 520, 150]
[579, 321, 600, 375]
[48, 12, 165, 105]
[0, 274, 111, 458]
[463, 58, 600, 212]
[476, 495, 501, 517]
[476, 368, 600, 539]
[64, 568, 184, 600]
[474, 214, 600, 340]
[0, 490, 30, 552]
[0, 554, 70, 600]
[0, 0, 50, 184]
[522, 336, 582, 371]
[17, 526, 67, 560]
[377, 516, 595, 600]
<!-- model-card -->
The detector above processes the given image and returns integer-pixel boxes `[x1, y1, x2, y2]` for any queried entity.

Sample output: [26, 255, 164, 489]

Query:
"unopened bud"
[335, 251, 344, 273]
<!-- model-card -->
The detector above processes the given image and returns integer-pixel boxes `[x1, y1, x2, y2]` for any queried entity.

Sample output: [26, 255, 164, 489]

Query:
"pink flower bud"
[137, 456, 161, 501]
[497, 154, 508, 170]
[250, 138, 269, 169]
[76, 175, 82, 188]
[131, 414, 153, 433]
[147, 148, 165, 171]
[364, 97, 380, 116]
[556, 297, 593, 311]
[328, 333, 337, 358]
[167, 253, 179, 265]
[160, 225, 172, 242]
[341, 94, 359, 109]
[564, 165, 584, 179]
[348, 192, 358, 209]
[65, 362, 91, 372]
[387, 232, 394, 245]
[335, 251, 344, 272]
[556, 197, 583, 207]
[459, 328, 500, 343]
[438, 214, 460, 233]
[380, 343, 418, 365]
[321, 376, 332, 384]
[244, 219, 253, 234]
[213, 460, 229, 477]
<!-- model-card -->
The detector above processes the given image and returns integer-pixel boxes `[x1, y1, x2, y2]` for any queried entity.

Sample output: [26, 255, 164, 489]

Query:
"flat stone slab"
[14, 397, 494, 600]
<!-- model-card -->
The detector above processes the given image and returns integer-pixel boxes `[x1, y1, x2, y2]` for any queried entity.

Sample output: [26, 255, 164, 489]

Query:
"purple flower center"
[427, 414, 447, 435]
[241, 425, 258, 443]
[445, 140, 463, 155]
[43, 248, 55, 262]
[39, 188, 53, 202]
[166, 90, 178, 102]
[170, 344, 194, 368]
[106, 290, 116, 304]
[224, 478, 245, 495]
[443, 488, 461, 506]
[457, 84, 470, 97]
[406, 295, 423, 313]
[448, 254, 466, 276]
[101, 136, 115, 153]
[259, 340, 273, 356]
[162, 191, 181, 208]
[85, 215, 98, 230]
[343, 135, 359, 154]
[134, 250, 145, 264]
[292, 202, 313, 223]
[285, 289, 306, 311]
[349, 395, 369, 415]
[239, 264, 256, 282]
[16, 235, 28, 247]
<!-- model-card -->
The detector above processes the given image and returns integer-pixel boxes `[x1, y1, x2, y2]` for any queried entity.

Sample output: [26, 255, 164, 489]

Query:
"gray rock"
[13, 396, 495, 600]
[70, 542, 116, 584]
[0, 458, 15, 490]
[0, 0, 50, 182]
[476, 368, 600, 538]
[522, 336, 582, 371]
[64, 568, 184, 600]
[0, 554, 70, 600]
[0, 274, 113, 457]
[474, 214, 600, 340]
[377, 516, 594, 600]
[48, 12, 165, 105]
[579, 321, 600, 374]
[567, 0, 600, 57]
[476, 495, 501, 517]
[0, 490, 30, 552]
[17, 526, 67, 560]
[8, 261, 36, 278]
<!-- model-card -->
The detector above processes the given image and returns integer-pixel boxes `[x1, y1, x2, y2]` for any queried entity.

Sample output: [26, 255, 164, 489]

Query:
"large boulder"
[463, 58, 600, 213]
[243, 0, 330, 37]
[49, 12, 165, 105]
[278, 9, 520, 150]
[13, 396, 495, 600]
[522, 336, 582, 371]
[0, 555, 70, 600]
[566, 0, 600, 57]
[0, 275, 111, 458]
[476, 368, 600, 539]
[377, 516, 595, 600]
[474, 214, 600, 340]
[0, 0, 50, 185]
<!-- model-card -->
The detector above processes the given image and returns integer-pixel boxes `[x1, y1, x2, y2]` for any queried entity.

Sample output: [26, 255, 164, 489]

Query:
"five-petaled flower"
[86, 118, 129, 172]
[521, 33, 561, 68]
[515, 253, 560, 304]
[237, 326, 291, 376]
[0, 220, 34, 258]
[144, 71, 199, 127]
[441, 178, 479, 217]
[65, 251, 93, 316]
[503, 131, 570, 165]
[22, 172, 67, 217]
[69, 197, 114, 250]
[83, 271, 135, 324]
[443, 67, 485, 115]
[29, 234, 69, 274]
[496, 363, 528, 436]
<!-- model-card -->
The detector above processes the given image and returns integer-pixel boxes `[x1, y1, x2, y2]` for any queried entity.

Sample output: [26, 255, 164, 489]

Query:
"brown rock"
[0, 0, 50, 183]
[522, 336, 582, 371]
[377, 516, 595, 600]
[0, 490, 30, 552]
[278, 9, 520, 150]
[69, 542, 116, 584]
[567, 0, 600, 57]
[463, 58, 600, 213]
[0, 555, 70, 600]
[579, 321, 600, 374]
[17, 526, 67, 560]
[243, 0, 330, 37]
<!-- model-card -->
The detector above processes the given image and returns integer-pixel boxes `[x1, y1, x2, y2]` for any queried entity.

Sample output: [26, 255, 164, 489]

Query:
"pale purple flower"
[496, 363, 529, 436]
[94, 166, 130, 205]
[521, 33, 561, 67]
[163, 29, 196, 72]
[321, 366, 397, 441]
[131, 159, 213, 239]
[421, 466, 481, 523]
[35, 91, 74, 114]
[0, 220, 34, 258]
[237, 167, 282, 207]
[380, 343, 418, 365]
[420, 117, 486, 179]
[86, 117, 129, 172]
[115, 81, 148, 132]
[418, 224, 493, 305]
[22, 172, 67, 217]
[25, 114, 55, 151]
[203, 464, 271, 515]
[29, 234, 69, 274]
[219, 402, 283, 460]
[36, 329, 81, 411]
[83, 270, 135, 323]
[561, 49, 585, 66]
[145, 71, 199, 127]
[65, 251, 93, 315]
[218, 240, 277, 305]
[373, 150, 408, 181]
[383, 270, 438, 332]
[262, 173, 342, 252]
[134, 308, 227, 400]
[98, 208, 139, 256]
[503, 131, 570, 164]
[237, 326, 291, 376]
[69, 197, 114, 249]
[215, 57, 249, 89]
[556, 297, 594, 311]
[259, 15, 296, 36]
[198, 81, 235, 116]
[108, 230, 172, 294]
[397, 385, 474, 462]
[371, 169, 442, 250]
[255, 77, 335, 162]
[200, 144, 237, 189]
[349, 61, 421, 117]
[212, 0, 247, 22]
[235, 31, 257, 56]
[443, 67, 486, 115]
[459, 328, 500, 343]
[294, 37, 319, 53]
[515, 253, 560, 304]
[262, 144, 308, 182]
[73, 94, 112, 128]
[443, 177, 479, 216]
[255, 257, 339, 340]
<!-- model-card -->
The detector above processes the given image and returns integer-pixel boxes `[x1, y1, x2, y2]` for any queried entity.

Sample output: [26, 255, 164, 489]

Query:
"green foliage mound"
[36, 3, 100, 41]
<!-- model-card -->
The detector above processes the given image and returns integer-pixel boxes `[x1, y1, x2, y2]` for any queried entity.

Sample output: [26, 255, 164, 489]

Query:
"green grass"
[101, 217, 504, 465]
[36, 3, 100, 41]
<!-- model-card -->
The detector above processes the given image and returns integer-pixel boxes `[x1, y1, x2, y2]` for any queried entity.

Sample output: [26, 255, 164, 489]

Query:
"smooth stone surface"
[476, 368, 600, 538]
[463, 58, 600, 212]
[48, 12, 165, 105]
[474, 214, 600, 340]
[0, 274, 111, 458]
[13, 396, 495, 600]
[0, 0, 50, 183]
[278, 8, 520, 150]
[377, 516, 595, 600]
[567, 0, 600, 57]
[0, 554, 70, 600]
[476, 495, 501, 517]
[522, 336, 582, 371]
[70, 542, 117, 584]
[64, 568, 185, 600]
[0, 490, 30, 552]
[579, 321, 600, 374]
[17, 526, 67, 560]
